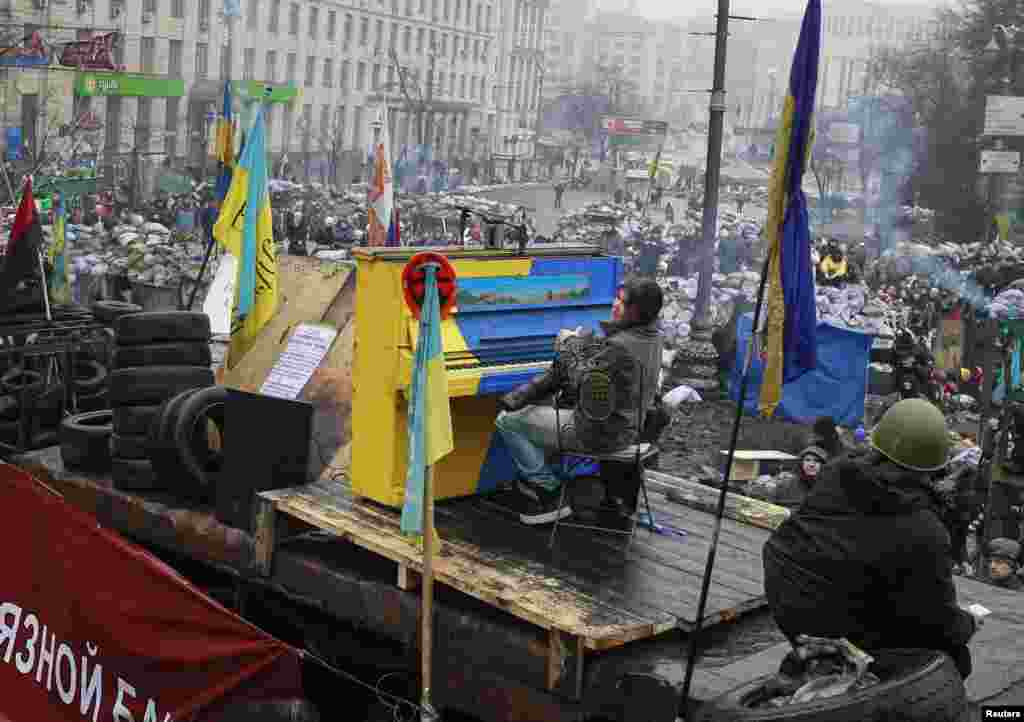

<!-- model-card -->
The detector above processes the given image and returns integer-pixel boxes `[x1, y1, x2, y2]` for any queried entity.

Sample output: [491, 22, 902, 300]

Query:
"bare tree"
[381, 48, 443, 146]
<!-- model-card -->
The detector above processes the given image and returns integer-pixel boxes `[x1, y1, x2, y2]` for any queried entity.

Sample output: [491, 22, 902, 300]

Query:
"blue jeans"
[495, 406, 579, 492]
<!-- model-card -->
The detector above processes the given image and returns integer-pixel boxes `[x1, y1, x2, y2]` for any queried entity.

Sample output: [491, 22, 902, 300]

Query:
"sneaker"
[517, 481, 572, 525]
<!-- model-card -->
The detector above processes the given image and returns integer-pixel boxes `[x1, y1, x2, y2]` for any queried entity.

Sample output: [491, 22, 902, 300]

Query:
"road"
[480, 185, 680, 237]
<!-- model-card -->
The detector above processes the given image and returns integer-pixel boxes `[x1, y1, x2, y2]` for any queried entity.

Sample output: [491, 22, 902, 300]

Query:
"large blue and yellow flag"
[759, 0, 820, 418]
[47, 193, 70, 305]
[213, 105, 278, 368]
[213, 81, 235, 203]
[400, 263, 454, 537]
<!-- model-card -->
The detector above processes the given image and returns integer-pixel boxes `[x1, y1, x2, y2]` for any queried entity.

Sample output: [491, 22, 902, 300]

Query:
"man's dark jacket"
[502, 319, 663, 452]
[764, 449, 977, 678]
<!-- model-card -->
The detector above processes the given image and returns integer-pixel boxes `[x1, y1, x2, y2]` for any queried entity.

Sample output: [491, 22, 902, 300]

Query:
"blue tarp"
[730, 313, 874, 428]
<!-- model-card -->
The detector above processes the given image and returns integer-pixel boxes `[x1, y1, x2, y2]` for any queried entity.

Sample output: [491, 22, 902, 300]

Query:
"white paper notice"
[203, 254, 237, 336]
[260, 323, 338, 400]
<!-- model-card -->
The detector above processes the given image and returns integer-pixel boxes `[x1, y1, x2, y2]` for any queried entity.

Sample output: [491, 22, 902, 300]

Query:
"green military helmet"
[870, 398, 950, 471]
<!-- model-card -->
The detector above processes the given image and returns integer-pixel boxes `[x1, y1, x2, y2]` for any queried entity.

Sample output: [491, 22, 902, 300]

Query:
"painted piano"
[349, 246, 624, 507]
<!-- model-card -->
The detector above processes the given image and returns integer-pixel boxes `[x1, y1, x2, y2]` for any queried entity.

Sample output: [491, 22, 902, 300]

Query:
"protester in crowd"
[776, 444, 829, 509]
[764, 398, 981, 679]
[984, 538, 1023, 590]
[496, 279, 665, 525]
[553, 182, 565, 210]
[664, 201, 674, 224]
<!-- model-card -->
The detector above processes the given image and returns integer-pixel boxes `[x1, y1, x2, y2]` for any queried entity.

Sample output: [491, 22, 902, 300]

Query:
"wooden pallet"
[254, 475, 771, 693]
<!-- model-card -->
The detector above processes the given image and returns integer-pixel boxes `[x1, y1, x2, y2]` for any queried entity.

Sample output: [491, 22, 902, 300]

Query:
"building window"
[266, 50, 277, 82]
[443, 0, 450, 21]
[475, 4, 482, 30]
[344, 14, 353, 45]
[289, 3, 299, 35]
[221, 38, 232, 80]
[323, 58, 333, 87]
[165, 96, 179, 157]
[375, 20, 384, 50]
[390, 22, 398, 49]
[328, 11, 337, 40]
[247, 0, 259, 29]
[372, 63, 381, 89]
[265, 105, 275, 148]
[195, 43, 208, 78]
[405, 0, 413, 16]
[286, 52, 297, 83]
[417, 28, 425, 54]
[283, 105, 293, 150]
[460, 73, 466, 97]
[357, 62, 366, 90]
[388, 64, 395, 86]
[171, 0, 184, 18]
[168, 39, 182, 76]
[360, 18, 369, 46]
[244, 48, 255, 80]
[136, 97, 152, 150]
[140, 37, 155, 73]
[465, 0, 472, 26]
[269, 0, 280, 32]
[305, 56, 316, 87]
[143, 0, 157, 14]
[321, 105, 331, 144]
[309, 6, 318, 39]
[198, 0, 210, 29]
[341, 60, 350, 90]
[336, 105, 347, 147]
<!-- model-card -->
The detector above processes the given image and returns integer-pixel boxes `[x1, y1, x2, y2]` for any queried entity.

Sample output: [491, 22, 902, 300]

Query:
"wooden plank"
[646, 470, 791, 532]
[397, 563, 421, 591]
[263, 481, 661, 647]
[252, 495, 278, 577]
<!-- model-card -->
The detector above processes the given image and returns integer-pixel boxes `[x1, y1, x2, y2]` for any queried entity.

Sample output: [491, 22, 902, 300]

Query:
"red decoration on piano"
[402, 252, 457, 320]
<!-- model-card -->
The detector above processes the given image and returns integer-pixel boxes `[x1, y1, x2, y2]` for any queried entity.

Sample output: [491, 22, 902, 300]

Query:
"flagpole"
[38, 251, 52, 321]
[420, 464, 438, 722]
[0, 162, 17, 207]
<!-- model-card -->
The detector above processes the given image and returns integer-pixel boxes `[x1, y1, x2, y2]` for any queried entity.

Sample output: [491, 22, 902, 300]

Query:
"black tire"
[113, 404, 162, 436]
[172, 385, 227, 493]
[694, 648, 967, 722]
[76, 388, 109, 413]
[111, 457, 159, 491]
[1, 367, 43, 396]
[115, 311, 211, 345]
[110, 433, 148, 460]
[59, 410, 113, 472]
[72, 359, 108, 393]
[112, 341, 213, 369]
[148, 388, 201, 483]
[31, 383, 66, 428]
[218, 700, 320, 722]
[0, 394, 18, 421]
[109, 366, 214, 405]
[32, 429, 59, 448]
[92, 300, 143, 324]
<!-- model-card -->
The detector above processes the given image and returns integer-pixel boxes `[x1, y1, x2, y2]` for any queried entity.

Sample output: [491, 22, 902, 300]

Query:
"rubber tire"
[1, 367, 43, 395]
[113, 404, 162, 436]
[148, 388, 201, 485]
[111, 457, 160, 491]
[59, 410, 113, 472]
[112, 341, 213, 369]
[694, 648, 967, 722]
[0, 394, 18, 421]
[110, 433, 148, 460]
[32, 429, 59, 449]
[76, 388, 109, 413]
[115, 311, 211, 345]
[32, 383, 67, 428]
[218, 700, 320, 722]
[172, 385, 227, 494]
[72, 359, 108, 393]
[109, 366, 214, 405]
[92, 300, 143, 324]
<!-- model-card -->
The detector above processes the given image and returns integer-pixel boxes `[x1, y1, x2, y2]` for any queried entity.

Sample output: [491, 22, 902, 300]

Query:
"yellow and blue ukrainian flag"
[47, 193, 70, 304]
[213, 105, 278, 368]
[400, 263, 454, 536]
[213, 81, 235, 203]
[759, 0, 820, 418]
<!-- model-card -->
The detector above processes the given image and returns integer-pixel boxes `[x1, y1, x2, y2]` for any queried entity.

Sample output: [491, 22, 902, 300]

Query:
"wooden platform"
[255, 475, 770, 659]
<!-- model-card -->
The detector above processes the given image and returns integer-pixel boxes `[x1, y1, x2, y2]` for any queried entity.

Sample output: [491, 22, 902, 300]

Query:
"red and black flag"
[2, 177, 42, 288]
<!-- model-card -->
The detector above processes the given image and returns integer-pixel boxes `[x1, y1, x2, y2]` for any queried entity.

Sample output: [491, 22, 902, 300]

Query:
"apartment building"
[0, 0, 543, 185]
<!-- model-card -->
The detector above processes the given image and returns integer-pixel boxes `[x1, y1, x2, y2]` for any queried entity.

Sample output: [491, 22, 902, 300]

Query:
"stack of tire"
[109, 311, 214, 492]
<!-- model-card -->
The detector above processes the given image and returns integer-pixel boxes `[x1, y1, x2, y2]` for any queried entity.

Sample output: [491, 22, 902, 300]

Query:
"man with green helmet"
[763, 399, 982, 679]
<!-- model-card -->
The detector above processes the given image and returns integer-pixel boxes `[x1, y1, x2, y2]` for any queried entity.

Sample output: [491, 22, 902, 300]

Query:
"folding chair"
[548, 357, 658, 549]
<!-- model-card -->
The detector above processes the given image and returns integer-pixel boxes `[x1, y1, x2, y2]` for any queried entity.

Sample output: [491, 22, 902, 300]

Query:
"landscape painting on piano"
[456, 274, 591, 309]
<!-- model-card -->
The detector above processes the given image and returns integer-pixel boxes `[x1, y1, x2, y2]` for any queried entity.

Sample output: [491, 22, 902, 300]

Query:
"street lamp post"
[983, 25, 1020, 242]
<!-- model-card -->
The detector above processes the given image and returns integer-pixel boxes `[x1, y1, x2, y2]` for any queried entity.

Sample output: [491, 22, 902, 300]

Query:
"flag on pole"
[1, 177, 42, 290]
[213, 81, 235, 202]
[387, 206, 401, 246]
[400, 263, 454, 536]
[47, 192, 70, 304]
[367, 105, 395, 247]
[213, 106, 279, 368]
[759, 0, 821, 417]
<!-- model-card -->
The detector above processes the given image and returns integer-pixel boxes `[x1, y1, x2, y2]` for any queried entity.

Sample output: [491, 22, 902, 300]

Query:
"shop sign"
[75, 72, 185, 98]
[602, 116, 668, 137]
[0, 30, 50, 68]
[980, 149, 1021, 174]
[984, 95, 1024, 136]
[59, 31, 118, 71]
[232, 80, 299, 103]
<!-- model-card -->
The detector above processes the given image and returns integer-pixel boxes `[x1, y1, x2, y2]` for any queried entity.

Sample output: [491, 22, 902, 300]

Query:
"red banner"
[0, 464, 303, 721]
[59, 32, 118, 70]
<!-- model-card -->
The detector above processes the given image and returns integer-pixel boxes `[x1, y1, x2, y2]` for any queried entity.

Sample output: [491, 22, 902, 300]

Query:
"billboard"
[602, 117, 669, 137]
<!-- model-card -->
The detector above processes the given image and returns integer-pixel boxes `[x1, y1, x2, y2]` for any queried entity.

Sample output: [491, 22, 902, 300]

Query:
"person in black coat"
[763, 399, 980, 679]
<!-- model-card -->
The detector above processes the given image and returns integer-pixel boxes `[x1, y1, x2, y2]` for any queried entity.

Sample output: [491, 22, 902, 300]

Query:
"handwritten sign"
[261, 323, 338, 400]
[203, 254, 237, 336]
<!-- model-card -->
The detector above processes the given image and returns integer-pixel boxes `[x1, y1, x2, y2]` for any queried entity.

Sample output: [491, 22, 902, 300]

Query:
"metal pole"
[694, 0, 730, 323]
[420, 464, 439, 722]
[679, 218, 771, 719]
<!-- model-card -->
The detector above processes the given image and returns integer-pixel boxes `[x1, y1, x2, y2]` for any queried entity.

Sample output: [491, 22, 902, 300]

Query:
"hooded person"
[763, 398, 981, 679]
[775, 445, 829, 509]
[985, 538, 1023, 590]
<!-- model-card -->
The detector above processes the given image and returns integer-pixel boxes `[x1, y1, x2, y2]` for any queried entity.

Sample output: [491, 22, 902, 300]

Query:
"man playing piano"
[496, 278, 665, 525]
